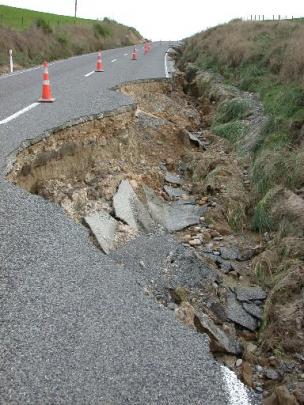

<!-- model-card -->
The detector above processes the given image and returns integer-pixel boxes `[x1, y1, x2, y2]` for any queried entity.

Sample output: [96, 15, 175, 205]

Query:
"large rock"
[84, 211, 118, 254]
[235, 287, 266, 302]
[113, 180, 155, 232]
[144, 186, 205, 232]
[226, 292, 258, 331]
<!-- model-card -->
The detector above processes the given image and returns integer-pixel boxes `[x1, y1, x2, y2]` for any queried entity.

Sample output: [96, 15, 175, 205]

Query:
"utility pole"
[74, 0, 78, 18]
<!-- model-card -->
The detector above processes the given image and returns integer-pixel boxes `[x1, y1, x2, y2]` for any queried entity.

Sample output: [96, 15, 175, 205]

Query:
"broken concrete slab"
[84, 211, 118, 254]
[165, 172, 183, 185]
[226, 292, 258, 331]
[242, 302, 263, 320]
[113, 180, 155, 232]
[144, 186, 206, 232]
[235, 287, 267, 302]
[163, 185, 186, 199]
[197, 312, 242, 355]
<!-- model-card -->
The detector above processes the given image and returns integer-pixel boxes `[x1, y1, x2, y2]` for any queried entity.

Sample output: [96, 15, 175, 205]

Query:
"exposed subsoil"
[7, 78, 304, 404]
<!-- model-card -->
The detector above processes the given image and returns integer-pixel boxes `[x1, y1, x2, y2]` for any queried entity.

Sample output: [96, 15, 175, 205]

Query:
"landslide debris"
[7, 78, 303, 402]
[174, 45, 304, 402]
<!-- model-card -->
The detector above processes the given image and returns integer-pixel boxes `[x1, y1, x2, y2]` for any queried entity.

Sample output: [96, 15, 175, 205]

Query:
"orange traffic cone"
[39, 61, 55, 102]
[95, 50, 104, 72]
[131, 47, 137, 60]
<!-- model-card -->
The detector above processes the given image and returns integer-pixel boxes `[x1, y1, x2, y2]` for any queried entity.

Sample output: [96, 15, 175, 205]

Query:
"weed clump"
[214, 98, 254, 124]
[35, 18, 52, 34]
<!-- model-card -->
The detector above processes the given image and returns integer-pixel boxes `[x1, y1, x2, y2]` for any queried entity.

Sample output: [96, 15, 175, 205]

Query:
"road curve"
[0, 43, 253, 404]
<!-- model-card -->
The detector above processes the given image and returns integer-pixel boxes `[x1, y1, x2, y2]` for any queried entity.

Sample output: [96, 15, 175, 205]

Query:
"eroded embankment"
[7, 78, 303, 402]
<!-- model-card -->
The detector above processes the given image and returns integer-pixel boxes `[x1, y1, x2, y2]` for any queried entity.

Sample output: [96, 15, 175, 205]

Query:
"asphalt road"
[0, 43, 255, 404]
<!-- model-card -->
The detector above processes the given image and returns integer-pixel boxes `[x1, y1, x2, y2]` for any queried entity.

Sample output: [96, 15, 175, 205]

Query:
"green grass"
[178, 20, 304, 233]
[212, 120, 249, 143]
[214, 98, 254, 124]
[0, 5, 96, 30]
[0, 5, 142, 70]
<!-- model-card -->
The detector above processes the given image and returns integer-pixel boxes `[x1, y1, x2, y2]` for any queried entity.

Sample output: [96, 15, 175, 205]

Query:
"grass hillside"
[177, 20, 304, 359]
[0, 5, 96, 29]
[0, 5, 142, 71]
[177, 19, 304, 234]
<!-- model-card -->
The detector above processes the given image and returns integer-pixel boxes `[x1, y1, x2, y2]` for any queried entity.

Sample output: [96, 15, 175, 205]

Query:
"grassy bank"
[177, 20, 304, 356]
[0, 5, 142, 70]
[177, 19, 304, 234]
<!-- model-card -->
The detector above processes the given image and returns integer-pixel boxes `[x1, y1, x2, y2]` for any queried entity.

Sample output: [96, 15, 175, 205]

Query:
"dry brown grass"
[0, 21, 142, 69]
[181, 20, 304, 86]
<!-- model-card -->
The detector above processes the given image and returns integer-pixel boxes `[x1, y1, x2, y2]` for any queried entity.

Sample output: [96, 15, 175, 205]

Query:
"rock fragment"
[242, 302, 263, 320]
[144, 186, 205, 232]
[165, 172, 183, 185]
[84, 211, 118, 254]
[226, 292, 258, 331]
[113, 180, 155, 232]
[163, 185, 186, 198]
[235, 287, 267, 302]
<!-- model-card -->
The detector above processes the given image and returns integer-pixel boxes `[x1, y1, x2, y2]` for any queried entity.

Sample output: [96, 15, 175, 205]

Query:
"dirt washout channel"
[7, 78, 298, 402]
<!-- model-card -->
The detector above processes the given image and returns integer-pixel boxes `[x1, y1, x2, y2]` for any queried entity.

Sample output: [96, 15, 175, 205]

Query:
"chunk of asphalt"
[242, 302, 263, 320]
[220, 246, 240, 261]
[144, 186, 206, 232]
[197, 312, 242, 355]
[235, 287, 267, 302]
[110, 233, 219, 294]
[226, 292, 258, 331]
[84, 211, 117, 254]
[113, 180, 155, 232]
[165, 172, 183, 185]
[163, 185, 186, 198]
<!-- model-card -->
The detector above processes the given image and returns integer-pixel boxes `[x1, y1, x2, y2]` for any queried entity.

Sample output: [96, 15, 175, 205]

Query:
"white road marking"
[0, 102, 39, 125]
[0, 60, 62, 81]
[124, 53, 128, 56]
[164, 51, 170, 78]
[0, 66, 41, 80]
[221, 366, 250, 405]
[111, 59, 117, 63]
[84, 71, 95, 77]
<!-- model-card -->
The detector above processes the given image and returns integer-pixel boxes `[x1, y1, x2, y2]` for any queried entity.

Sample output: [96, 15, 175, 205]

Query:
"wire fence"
[242, 15, 304, 22]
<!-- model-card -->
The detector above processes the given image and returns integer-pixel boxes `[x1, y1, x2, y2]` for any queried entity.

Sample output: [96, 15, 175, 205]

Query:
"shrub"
[93, 23, 111, 37]
[35, 18, 52, 34]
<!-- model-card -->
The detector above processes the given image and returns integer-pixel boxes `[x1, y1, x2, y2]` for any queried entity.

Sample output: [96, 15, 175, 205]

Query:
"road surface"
[0, 43, 254, 404]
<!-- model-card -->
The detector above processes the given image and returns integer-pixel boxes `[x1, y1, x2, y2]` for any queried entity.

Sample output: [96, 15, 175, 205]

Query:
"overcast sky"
[1, 0, 303, 40]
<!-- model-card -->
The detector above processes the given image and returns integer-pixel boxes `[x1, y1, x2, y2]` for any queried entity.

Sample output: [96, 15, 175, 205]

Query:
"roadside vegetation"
[176, 19, 304, 359]
[0, 5, 142, 71]
[177, 19, 304, 233]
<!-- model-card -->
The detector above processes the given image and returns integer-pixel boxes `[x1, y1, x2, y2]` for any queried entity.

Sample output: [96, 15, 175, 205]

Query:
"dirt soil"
[7, 78, 304, 404]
